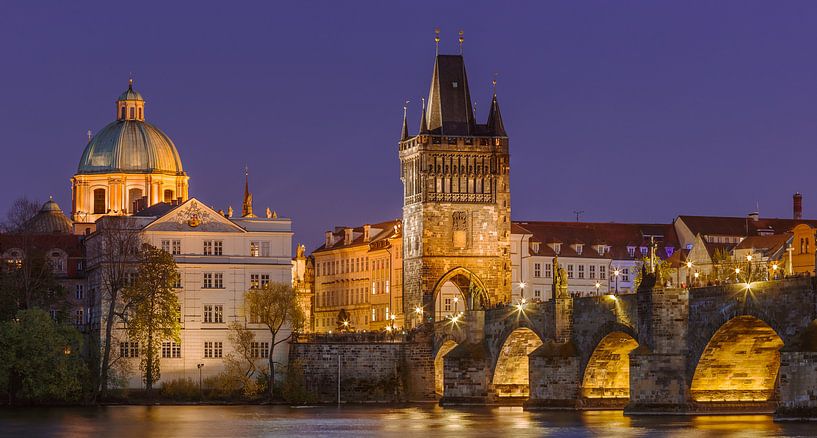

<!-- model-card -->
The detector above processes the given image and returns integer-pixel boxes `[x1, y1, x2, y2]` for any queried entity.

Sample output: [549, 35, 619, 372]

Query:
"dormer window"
[551, 243, 561, 254]
[627, 246, 635, 257]
[640, 246, 648, 256]
[530, 242, 540, 253]
[665, 247, 675, 257]
[575, 244, 583, 255]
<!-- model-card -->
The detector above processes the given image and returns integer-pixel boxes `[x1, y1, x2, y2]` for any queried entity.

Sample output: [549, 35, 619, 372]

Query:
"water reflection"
[0, 406, 813, 438]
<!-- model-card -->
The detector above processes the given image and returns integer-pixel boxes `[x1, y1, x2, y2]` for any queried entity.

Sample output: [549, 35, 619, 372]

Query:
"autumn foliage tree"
[121, 244, 181, 392]
[245, 282, 304, 399]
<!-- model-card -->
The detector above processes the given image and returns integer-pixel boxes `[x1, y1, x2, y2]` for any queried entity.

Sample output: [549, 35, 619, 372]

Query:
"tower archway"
[430, 267, 489, 322]
[690, 315, 783, 403]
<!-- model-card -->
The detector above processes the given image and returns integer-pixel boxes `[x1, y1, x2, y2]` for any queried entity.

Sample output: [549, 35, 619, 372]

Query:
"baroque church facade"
[74, 82, 295, 388]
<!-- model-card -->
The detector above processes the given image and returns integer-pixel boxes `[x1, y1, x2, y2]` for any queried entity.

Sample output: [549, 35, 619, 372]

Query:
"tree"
[1, 197, 40, 233]
[632, 256, 673, 291]
[89, 217, 143, 399]
[121, 244, 181, 392]
[245, 282, 305, 399]
[217, 322, 266, 398]
[0, 309, 88, 404]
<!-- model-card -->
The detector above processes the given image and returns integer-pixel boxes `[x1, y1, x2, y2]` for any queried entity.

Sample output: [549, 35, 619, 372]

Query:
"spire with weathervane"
[486, 78, 506, 137]
[242, 167, 255, 218]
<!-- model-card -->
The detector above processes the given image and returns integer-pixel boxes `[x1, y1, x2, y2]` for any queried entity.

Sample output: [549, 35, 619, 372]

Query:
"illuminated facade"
[71, 80, 189, 227]
[85, 197, 293, 388]
[311, 221, 403, 333]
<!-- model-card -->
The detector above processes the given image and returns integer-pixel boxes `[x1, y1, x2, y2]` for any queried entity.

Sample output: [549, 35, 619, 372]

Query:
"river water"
[0, 405, 815, 437]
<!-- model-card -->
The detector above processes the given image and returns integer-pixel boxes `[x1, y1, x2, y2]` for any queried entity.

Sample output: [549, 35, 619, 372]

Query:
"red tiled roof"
[312, 219, 401, 253]
[678, 215, 817, 237]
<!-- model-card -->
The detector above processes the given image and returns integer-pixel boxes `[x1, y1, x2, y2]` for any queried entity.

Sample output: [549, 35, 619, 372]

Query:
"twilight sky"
[2, 1, 816, 250]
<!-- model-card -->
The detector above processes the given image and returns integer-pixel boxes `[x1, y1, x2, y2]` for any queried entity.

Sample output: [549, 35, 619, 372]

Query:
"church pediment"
[144, 198, 245, 233]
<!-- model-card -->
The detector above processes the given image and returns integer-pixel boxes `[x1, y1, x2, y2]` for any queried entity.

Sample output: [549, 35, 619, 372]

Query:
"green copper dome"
[77, 82, 185, 175]
[77, 120, 185, 175]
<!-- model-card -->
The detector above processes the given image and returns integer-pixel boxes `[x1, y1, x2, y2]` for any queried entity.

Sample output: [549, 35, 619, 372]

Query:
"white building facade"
[85, 198, 293, 388]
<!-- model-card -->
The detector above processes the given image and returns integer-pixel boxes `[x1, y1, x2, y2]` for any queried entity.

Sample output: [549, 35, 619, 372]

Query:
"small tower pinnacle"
[458, 30, 464, 54]
[419, 97, 428, 134]
[434, 28, 440, 56]
[401, 100, 410, 141]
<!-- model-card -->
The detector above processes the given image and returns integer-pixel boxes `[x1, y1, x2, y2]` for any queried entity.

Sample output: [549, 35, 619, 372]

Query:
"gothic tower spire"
[401, 102, 409, 141]
[242, 167, 254, 218]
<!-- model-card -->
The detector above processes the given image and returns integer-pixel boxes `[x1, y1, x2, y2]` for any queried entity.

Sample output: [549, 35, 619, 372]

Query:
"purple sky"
[2, 1, 817, 250]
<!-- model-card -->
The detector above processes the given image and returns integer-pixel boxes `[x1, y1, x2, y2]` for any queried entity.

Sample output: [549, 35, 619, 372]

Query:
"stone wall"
[290, 333, 437, 403]
[778, 351, 817, 418]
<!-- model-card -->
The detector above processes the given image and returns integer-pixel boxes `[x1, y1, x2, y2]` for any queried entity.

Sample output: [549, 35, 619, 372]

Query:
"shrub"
[282, 360, 315, 404]
[160, 377, 200, 401]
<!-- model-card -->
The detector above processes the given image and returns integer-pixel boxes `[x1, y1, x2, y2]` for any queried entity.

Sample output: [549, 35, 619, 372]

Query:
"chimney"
[325, 231, 334, 248]
[344, 227, 354, 245]
[748, 212, 759, 222]
[363, 224, 371, 242]
[794, 192, 803, 220]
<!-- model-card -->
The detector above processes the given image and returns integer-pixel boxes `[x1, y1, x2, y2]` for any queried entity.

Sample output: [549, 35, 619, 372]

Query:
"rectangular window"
[172, 240, 181, 255]
[204, 341, 213, 358]
[75, 284, 84, 300]
[250, 274, 260, 289]
[162, 341, 182, 358]
[251, 342, 270, 359]
[75, 309, 83, 326]
[119, 341, 139, 358]
[261, 274, 270, 287]
[567, 265, 574, 279]
[545, 263, 552, 279]
[578, 265, 585, 279]
[445, 298, 452, 312]
[623, 268, 630, 282]
[203, 305, 213, 323]
[627, 247, 635, 257]
[600, 265, 606, 279]
[214, 273, 223, 288]
[214, 241, 223, 256]
[534, 289, 541, 298]
[203, 273, 213, 289]
[161, 240, 170, 253]
[214, 305, 223, 323]
[261, 242, 270, 257]
[534, 263, 541, 278]
[173, 275, 182, 289]
[203, 240, 213, 256]
[371, 308, 376, 322]
[250, 242, 260, 257]
[589, 265, 596, 279]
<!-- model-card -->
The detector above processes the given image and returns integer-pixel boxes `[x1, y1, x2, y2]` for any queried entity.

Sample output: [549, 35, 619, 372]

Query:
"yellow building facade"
[71, 80, 189, 226]
[311, 221, 403, 333]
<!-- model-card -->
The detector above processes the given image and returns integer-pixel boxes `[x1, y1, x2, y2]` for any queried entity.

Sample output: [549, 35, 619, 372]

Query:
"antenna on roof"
[434, 28, 440, 55]
[458, 30, 464, 54]
[573, 210, 585, 222]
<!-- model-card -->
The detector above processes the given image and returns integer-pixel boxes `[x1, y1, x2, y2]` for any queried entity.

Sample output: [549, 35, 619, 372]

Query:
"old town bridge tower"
[399, 52, 511, 325]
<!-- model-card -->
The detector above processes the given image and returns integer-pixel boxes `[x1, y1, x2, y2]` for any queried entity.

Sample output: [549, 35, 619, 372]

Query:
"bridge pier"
[440, 311, 491, 404]
[776, 321, 817, 419]
[526, 340, 579, 409]
[626, 281, 692, 414]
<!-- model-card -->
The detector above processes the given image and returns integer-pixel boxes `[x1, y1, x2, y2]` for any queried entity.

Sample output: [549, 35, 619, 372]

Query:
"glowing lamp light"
[686, 261, 693, 269]
[390, 314, 396, 321]
[386, 325, 393, 332]
[772, 264, 779, 271]
[607, 294, 618, 301]
[519, 282, 527, 289]
[613, 269, 621, 277]
[453, 296, 459, 304]
[694, 272, 700, 279]
[414, 306, 423, 315]
[735, 268, 741, 274]
[746, 255, 753, 262]
[451, 314, 461, 324]
[342, 320, 349, 327]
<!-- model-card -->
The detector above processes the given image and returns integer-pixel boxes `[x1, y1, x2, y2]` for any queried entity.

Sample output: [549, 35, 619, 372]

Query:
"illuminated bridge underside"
[691, 316, 783, 403]
[435, 340, 458, 396]
[492, 328, 543, 397]
[581, 332, 639, 400]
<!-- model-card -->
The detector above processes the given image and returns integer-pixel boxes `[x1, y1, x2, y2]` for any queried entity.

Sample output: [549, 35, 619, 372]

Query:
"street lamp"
[594, 282, 601, 295]
[612, 268, 621, 294]
[746, 254, 753, 281]
[197, 363, 205, 397]
[693, 271, 699, 286]
[685, 261, 693, 287]
[519, 282, 527, 300]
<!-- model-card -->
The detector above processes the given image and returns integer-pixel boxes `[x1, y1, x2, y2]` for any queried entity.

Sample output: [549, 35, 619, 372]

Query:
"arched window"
[93, 188, 106, 214]
[164, 190, 174, 203]
[120, 106, 126, 119]
[128, 188, 143, 213]
[129, 107, 135, 119]
[138, 108, 142, 119]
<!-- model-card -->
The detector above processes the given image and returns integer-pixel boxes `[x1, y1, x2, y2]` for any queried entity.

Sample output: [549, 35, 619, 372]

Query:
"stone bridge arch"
[490, 326, 545, 398]
[689, 315, 784, 404]
[578, 321, 639, 407]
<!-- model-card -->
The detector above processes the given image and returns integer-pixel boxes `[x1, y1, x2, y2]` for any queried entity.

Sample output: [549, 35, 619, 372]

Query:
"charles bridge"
[291, 275, 817, 418]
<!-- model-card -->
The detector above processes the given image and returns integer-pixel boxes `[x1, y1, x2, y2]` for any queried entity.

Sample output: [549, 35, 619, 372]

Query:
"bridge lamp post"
[519, 282, 527, 300]
[735, 267, 741, 283]
[594, 282, 601, 295]
[613, 268, 620, 295]
[772, 263, 779, 280]
[746, 255, 753, 282]
[685, 261, 693, 287]
[197, 363, 205, 398]
[693, 271, 699, 286]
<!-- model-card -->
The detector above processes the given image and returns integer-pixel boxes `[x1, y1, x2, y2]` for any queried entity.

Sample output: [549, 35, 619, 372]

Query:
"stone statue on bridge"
[552, 256, 569, 298]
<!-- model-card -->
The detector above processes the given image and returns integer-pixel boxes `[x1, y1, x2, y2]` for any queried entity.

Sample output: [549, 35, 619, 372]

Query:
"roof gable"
[143, 198, 245, 233]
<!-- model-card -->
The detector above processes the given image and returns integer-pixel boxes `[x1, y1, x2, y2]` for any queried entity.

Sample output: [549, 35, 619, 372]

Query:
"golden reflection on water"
[692, 415, 780, 434]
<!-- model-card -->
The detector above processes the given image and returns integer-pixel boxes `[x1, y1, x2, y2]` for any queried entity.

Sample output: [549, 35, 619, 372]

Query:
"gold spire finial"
[458, 30, 464, 54]
[434, 28, 441, 55]
[492, 74, 498, 95]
